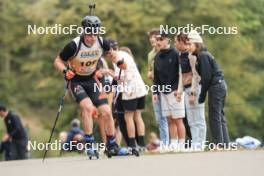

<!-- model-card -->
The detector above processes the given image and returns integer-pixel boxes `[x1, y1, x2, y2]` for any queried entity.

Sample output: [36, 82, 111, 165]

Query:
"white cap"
[188, 30, 203, 43]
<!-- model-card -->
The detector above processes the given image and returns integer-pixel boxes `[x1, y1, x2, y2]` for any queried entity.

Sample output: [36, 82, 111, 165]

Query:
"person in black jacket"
[0, 140, 12, 160]
[0, 105, 28, 160]
[187, 30, 230, 146]
[153, 33, 186, 150]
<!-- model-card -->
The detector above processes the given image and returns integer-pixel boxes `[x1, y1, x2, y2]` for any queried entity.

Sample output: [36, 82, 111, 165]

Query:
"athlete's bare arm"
[54, 56, 66, 73]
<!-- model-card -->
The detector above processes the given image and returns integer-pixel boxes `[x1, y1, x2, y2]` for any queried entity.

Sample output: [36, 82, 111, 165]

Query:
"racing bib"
[68, 36, 103, 76]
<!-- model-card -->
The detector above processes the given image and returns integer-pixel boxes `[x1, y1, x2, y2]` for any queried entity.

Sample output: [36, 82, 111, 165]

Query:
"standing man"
[0, 104, 28, 160]
[153, 32, 186, 150]
[147, 28, 169, 145]
[53, 14, 123, 157]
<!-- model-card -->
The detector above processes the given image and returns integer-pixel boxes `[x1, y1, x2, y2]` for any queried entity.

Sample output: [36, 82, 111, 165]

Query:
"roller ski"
[87, 148, 99, 160]
[129, 147, 140, 157]
[84, 134, 99, 160]
[104, 143, 129, 158]
[104, 143, 140, 158]
[104, 137, 138, 158]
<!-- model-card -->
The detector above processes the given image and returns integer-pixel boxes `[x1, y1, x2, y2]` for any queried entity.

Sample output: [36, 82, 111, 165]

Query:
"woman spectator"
[175, 32, 206, 151]
[187, 30, 230, 146]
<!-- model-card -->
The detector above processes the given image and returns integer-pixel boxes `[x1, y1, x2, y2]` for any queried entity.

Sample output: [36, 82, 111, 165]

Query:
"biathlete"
[54, 13, 126, 159]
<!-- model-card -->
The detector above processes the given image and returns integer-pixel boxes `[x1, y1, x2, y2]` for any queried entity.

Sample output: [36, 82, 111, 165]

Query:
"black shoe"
[129, 147, 140, 157]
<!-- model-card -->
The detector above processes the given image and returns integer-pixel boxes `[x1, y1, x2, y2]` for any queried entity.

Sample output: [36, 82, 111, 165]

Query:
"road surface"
[0, 150, 263, 176]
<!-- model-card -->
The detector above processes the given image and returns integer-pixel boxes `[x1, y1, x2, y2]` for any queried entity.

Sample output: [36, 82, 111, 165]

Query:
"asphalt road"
[0, 150, 263, 176]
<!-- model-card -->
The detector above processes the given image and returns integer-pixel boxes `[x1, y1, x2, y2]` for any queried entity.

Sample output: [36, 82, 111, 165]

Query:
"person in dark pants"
[187, 30, 230, 146]
[0, 105, 28, 160]
[0, 140, 12, 160]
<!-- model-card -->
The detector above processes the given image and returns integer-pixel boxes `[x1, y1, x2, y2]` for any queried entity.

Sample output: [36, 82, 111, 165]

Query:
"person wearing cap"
[187, 30, 230, 146]
[60, 118, 85, 152]
[54, 13, 124, 157]
[153, 32, 186, 150]
[105, 39, 147, 154]
[175, 32, 206, 150]
[0, 105, 28, 160]
[147, 28, 169, 146]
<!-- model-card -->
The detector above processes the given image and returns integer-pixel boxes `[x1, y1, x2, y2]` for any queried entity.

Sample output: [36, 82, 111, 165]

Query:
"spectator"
[175, 32, 206, 150]
[113, 46, 141, 147]
[147, 28, 169, 145]
[0, 104, 28, 160]
[187, 30, 230, 146]
[0, 140, 12, 160]
[120, 46, 133, 56]
[146, 132, 160, 152]
[153, 32, 186, 150]
[60, 118, 84, 152]
[106, 39, 147, 154]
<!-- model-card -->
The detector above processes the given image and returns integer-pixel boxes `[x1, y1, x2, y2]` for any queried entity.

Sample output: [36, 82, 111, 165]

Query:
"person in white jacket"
[105, 40, 147, 154]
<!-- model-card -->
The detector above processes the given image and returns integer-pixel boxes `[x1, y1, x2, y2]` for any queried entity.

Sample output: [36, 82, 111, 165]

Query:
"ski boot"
[129, 147, 140, 157]
[84, 135, 99, 160]
[105, 142, 129, 158]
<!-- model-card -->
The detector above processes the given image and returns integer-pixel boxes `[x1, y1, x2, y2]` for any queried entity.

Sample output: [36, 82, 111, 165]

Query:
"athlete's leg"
[98, 104, 115, 136]
[79, 98, 94, 135]
[95, 116, 107, 143]
[88, 78, 127, 155]
[115, 126, 123, 146]
[98, 104, 128, 155]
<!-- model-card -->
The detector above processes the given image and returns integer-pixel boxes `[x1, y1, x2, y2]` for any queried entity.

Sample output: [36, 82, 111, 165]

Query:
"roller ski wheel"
[87, 149, 99, 160]
[131, 148, 140, 157]
[104, 149, 112, 158]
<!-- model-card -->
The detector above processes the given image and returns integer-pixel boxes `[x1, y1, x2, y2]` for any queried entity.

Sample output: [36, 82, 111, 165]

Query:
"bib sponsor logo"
[80, 50, 99, 58]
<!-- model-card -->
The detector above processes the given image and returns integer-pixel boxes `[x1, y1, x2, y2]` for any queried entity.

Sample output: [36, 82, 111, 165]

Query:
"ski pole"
[42, 81, 69, 162]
